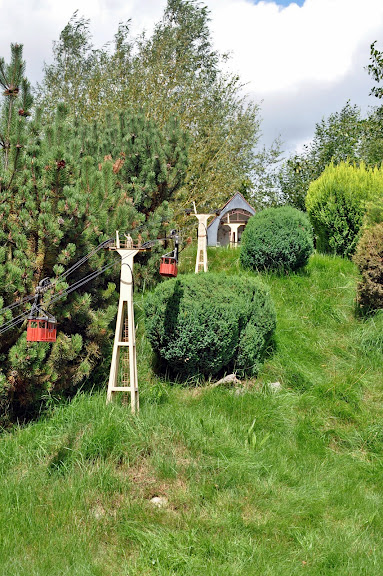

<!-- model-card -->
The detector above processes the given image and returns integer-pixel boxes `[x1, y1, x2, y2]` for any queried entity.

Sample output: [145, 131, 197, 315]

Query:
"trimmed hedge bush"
[353, 222, 383, 313]
[144, 273, 276, 379]
[240, 206, 313, 272]
[306, 162, 383, 257]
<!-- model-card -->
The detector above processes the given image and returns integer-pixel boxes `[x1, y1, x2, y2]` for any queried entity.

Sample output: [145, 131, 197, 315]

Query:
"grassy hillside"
[0, 250, 382, 575]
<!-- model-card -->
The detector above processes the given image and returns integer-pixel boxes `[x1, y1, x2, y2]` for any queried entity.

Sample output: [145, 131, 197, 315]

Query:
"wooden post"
[107, 240, 139, 413]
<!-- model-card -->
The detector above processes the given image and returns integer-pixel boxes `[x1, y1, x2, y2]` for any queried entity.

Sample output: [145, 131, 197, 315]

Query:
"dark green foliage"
[0, 44, 33, 183]
[78, 112, 189, 218]
[240, 206, 314, 272]
[353, 222, 383, 312]
[0, 46, 189, 423]
[0, 105, 129, 422]
[76, 111, 189, 290]
[144, 273, 276, 379]
[306, 162, 383, 257]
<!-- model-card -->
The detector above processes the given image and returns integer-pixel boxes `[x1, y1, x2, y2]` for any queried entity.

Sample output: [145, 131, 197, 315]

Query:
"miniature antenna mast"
[193, 202, 214, 273]
[106, 231, 144, 412]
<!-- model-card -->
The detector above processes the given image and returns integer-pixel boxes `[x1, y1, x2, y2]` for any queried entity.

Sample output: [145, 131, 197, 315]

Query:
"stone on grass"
[150, 496, 168, 508]
[268, 381, 282, 393]
[212, 374, 241, 387]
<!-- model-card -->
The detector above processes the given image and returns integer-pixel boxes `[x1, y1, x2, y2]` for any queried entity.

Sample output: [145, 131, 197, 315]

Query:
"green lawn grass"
[0, 250, 382, 575]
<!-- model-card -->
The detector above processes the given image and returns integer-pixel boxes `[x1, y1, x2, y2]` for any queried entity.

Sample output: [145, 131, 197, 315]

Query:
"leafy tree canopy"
[277, 101, 383, 210]
[367, 40, 383, 100]
[35, 1, 280, 212]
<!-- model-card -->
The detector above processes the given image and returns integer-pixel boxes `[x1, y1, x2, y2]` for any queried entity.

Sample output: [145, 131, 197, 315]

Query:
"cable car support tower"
[106, 232, 146, 412]
[192, 202, 215, 273]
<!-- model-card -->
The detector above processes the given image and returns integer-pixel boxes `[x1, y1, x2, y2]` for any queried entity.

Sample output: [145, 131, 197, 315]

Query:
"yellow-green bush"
[306, 162, 383, 257]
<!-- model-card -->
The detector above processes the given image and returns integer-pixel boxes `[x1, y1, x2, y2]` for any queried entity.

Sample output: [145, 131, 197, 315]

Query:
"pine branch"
[0, 58, 8, 91]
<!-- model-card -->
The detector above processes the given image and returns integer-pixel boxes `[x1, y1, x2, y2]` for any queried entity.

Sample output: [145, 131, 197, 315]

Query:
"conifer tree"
[0, 47, 188, 424]
[0, 44, 32, 186]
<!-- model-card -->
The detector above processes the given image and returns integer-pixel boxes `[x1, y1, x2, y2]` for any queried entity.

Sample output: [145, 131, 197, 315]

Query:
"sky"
[1, 0, 383, 156]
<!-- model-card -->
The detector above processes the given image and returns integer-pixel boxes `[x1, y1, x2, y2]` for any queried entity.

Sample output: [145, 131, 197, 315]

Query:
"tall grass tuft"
[0, 252, 382, 575]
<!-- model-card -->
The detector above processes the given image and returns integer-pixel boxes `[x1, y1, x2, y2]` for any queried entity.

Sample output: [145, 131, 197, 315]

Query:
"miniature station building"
[207, 192, 256, 247]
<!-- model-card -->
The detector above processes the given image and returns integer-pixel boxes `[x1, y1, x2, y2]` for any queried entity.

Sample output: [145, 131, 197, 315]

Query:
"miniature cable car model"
[26, 278, 57, 342]
[159, 254, 178, 278]
[27, 312, 57, 342]
[0, 231, 186, 413]
[0, 238, 114, 343]
[159, 230, 179, 278]
[0, 228, 183, 348]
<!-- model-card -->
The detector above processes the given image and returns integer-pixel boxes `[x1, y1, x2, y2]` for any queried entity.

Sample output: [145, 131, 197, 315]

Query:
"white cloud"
[0, 0, 167, 82]
[208, 0, 383, 93]
[207, 0, 383, 151]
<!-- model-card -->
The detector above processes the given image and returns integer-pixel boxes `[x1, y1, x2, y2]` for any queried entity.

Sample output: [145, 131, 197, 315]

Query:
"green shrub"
[239, 206, 313, 272]
[306, 162, 383, 257]
[144, 273, 276, 379]
[353, 222, 383, 313]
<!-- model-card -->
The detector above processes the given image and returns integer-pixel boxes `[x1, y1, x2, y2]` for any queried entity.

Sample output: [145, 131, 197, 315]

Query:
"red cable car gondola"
[27, 315, 57, 342]
[26, 278, 57, 342]
[159, 230, 179, 278]
[159, 255, 178, 278]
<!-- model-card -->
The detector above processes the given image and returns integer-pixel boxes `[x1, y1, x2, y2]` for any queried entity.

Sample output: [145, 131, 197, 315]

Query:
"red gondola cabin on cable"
[159, 231, 179, 278]
[159, 256, 178, 278]
[26, 278, 57, 342]
[27, 315, 57, 342]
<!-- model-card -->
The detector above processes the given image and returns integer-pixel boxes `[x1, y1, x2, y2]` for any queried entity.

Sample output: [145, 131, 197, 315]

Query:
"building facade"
[207, 193, 256, 247]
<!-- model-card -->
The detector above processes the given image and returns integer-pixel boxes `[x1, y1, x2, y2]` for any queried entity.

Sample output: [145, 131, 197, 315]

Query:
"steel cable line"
[49, 263, 115, 305]
[42, 238, 114, 293]
[0, 293, 36, 314]
[54, 238, 113, 282]
[0, 238, 113, 319]
[48, 251, 133, 306]
[0, 310, 30, 334]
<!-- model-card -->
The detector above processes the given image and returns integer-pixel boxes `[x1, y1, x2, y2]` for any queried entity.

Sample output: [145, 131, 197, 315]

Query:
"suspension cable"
[0, 238, 113, 318]
[0, 293, 36, 314]
[54, 238, 113, 284]
[49, 261, 117, 306]
[0, 310, 30, 335]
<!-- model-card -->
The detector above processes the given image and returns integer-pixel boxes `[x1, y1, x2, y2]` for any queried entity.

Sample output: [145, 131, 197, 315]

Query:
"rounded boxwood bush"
[144, 273, 276, 379]
[240, 206, 314, 272]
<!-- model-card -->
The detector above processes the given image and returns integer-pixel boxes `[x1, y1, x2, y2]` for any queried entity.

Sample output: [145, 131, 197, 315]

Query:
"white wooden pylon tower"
[193, 202, 215, 273]
[106, 232, 142, 412]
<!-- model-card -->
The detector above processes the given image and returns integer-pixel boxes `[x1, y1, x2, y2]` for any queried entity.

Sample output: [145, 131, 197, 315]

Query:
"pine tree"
[0, 44, 32, 187]
[0, 47, 188, 424]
